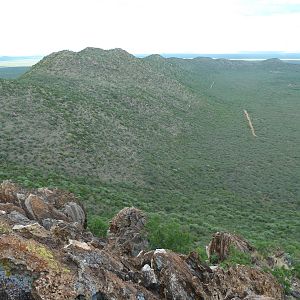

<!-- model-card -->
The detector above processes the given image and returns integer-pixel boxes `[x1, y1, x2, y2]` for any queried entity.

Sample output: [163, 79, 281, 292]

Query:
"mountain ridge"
[0, 47, 299, 263]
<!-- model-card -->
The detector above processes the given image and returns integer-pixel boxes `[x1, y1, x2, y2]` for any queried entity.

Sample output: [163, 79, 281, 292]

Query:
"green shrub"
[210, 253, 219, 264]
[293, 262, 300, 279]
[146, 215, 193, 254]
[196, 246, 208, 262]
[271, 267, 292, 294]
[219, 246, 252, 268]
[87, 216, 108, 237]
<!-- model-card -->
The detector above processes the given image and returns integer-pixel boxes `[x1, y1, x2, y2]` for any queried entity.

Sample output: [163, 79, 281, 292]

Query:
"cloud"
[238, 0, 300, 16]
[1, 0, 300, 55]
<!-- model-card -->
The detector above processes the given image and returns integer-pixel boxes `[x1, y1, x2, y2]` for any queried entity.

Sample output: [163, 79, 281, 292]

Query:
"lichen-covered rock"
[207, 231, 255, 262]
[0, 263, 34, 300]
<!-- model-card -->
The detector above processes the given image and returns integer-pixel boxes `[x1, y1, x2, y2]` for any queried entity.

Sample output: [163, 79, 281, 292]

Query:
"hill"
[0, 48, 299, 260]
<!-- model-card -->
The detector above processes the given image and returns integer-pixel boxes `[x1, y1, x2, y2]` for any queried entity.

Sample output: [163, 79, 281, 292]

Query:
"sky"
[1, 0, 300, 56]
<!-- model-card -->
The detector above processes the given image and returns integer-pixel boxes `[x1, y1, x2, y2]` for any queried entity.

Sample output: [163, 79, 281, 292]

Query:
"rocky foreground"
[0, 180, 293, 299]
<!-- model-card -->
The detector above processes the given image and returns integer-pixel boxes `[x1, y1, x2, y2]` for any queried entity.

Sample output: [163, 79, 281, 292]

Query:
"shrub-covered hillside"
[0, 48, 299, 260]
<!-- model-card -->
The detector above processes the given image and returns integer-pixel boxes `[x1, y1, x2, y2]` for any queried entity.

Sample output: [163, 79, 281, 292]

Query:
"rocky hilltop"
[0, 180, 292, 299]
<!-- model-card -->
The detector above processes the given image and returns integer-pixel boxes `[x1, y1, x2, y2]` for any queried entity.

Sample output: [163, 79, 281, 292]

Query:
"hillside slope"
[0, 48, 299, 258]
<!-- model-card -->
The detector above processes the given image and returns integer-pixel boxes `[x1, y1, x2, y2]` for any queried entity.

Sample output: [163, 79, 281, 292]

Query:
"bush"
[87, 216, 108, 237]
[210, 253, 219, 264]
[197, 246, 208, 262]
[219, 246, 252, 268]
[271, 267, 292, 294]
[293, 261, 300, 279]
[146, 215, 193, 254]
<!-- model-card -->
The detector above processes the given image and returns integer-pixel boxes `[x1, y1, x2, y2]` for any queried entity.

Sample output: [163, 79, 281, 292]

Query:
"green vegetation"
[0, 48, 299, 262]
[0, 221, 11, 234]
[87, 216, 109, 237]
[0, 67, 30, 79]
[219, 246, 253, 268]
[270, 267, 293, 294]
[146, 215, 193, 253]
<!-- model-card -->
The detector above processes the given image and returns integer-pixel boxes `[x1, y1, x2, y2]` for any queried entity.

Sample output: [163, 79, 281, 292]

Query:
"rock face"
[0, 181, 284, 299]
[107, 207, 148, 256]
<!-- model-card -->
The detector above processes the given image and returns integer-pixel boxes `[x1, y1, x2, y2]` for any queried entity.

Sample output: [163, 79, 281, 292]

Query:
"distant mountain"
[137, 52, 300, 60]
[1, 48, 299, 258]
[0, 55, 43, 61]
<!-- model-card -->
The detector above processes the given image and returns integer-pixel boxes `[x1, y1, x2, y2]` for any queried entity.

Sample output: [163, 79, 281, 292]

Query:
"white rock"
[12, 222, 49, 238]
[16, 193, 25, 201]
[141, 264, 158, 285]
[154, 249, 166, 254]
[12, 222, 39, 230]
[142, 264, 151, 272]
[65, 239, 91, 251]
[0, 210, 6, 215]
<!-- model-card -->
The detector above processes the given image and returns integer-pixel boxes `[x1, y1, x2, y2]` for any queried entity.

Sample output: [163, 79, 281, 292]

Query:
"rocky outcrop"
[0, 180, 87, 228]
[107, 207, 148, 256]
[0, 181, 285, 299]
[207, 231, 255, 262]
[134, 249, 283, 299]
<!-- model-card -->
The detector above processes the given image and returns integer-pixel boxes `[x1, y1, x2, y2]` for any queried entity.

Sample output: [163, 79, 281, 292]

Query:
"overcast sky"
[1, 0, 300, 56]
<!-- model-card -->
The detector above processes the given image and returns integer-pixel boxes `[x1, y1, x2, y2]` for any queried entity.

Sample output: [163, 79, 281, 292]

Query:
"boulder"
[6, 211, 34, 226]
[63, 201, 86, 226]
[24, 194, 52, 221]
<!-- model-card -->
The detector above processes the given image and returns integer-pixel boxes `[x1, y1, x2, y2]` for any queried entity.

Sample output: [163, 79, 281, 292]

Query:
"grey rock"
[141, 264, 158, 288]
[63, 201, 85, 226]
[6, 211, 34, 226]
